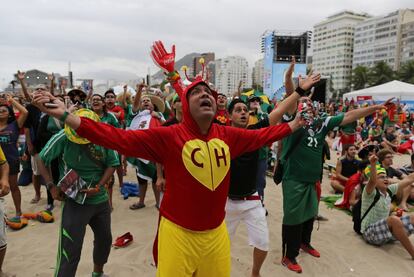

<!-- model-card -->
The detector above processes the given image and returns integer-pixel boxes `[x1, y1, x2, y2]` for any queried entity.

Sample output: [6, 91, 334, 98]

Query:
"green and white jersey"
[340, 120, 357, 134]
[100, 112, 120, 128]
[361, 184, 398, 233]
[39, 130, 120, 204]
[281, 113, 344, 183]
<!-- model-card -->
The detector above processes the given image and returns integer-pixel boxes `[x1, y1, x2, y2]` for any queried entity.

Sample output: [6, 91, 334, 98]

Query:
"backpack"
[352, 188, 392, 235]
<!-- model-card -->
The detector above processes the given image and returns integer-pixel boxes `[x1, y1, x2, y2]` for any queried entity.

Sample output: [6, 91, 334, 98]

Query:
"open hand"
[17, 70, 25, 81]
[298, 71, 321, 91]
[286, 56, 296, 77]
[150, 41, 176, 72]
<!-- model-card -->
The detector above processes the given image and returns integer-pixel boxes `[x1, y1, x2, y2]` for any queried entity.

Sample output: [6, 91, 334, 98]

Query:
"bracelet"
[295, 86, 307, 97]
[166, 71, 180, 82]
[59, 111, 69, 122]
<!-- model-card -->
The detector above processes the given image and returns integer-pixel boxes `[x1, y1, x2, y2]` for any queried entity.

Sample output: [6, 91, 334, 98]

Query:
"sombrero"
[358, 145, 380, 160]
[67, 88, 87, 101]
[64, 109, 100, 144]
[142, 94, 165, 113]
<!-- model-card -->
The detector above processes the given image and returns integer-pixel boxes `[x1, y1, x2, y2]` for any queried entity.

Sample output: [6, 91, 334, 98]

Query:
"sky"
[0, 0, 412, 89]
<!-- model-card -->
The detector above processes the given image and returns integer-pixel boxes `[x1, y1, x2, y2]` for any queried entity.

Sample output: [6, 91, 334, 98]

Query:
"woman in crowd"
[0, 94, 28, 216]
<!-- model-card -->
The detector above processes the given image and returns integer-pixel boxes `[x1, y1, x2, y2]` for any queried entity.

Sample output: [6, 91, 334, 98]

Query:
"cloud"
[0, 0, 412, 88]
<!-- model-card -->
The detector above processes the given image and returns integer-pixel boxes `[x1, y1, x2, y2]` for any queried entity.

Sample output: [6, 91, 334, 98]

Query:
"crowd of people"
[0, 40, 413, 277]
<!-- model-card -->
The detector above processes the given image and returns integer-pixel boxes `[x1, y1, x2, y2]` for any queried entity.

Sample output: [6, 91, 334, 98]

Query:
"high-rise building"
[252, 58, 264, 89]
[215, 56, 249, 96]
[353, 9, 414, 71]
[401, 20, 414, 65]
[193, 53, 215, 77]
[313, 11, 370, 92]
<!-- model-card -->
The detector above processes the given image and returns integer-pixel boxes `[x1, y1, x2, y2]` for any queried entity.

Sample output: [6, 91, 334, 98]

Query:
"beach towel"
[335, 172, 363, 210]
[121, 182, 140, 199]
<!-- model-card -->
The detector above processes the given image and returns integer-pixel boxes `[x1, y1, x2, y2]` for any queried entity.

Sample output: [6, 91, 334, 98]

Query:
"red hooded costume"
[76, 77, 292, 231]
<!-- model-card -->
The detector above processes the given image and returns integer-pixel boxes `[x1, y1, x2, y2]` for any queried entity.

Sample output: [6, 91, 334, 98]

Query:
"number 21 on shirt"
[307, 136, 318, 148]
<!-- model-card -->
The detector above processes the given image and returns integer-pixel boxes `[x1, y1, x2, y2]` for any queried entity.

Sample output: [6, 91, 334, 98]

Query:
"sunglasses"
[0, 109, 8, 113]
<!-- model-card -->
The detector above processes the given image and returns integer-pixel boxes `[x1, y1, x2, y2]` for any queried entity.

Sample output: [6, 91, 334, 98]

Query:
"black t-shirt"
[23, 104, 42, 152]
[386, 166, 403, 179]
[340, 158, 360, 178]
[228, 118, 269, 198]
[385, 132, 396, 142]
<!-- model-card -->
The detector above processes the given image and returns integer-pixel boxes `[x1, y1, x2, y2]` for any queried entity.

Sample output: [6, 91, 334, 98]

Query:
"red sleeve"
[225, 123, 292, 159]
[115, 106, 125, 121]
[76, 117, 168, 163]
[170, 78, 185, 99]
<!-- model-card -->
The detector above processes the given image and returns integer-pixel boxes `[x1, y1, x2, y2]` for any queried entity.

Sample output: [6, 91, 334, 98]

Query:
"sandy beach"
[2, 152, 414, 277]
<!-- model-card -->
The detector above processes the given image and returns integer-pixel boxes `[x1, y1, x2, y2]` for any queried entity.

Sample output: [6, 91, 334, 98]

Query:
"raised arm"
[7, 94, 28, 128]
[228, 112, 305, 158]
[269, 72, 321, 125]
[119, 85, 129, 109]
[17, 71, 31, 102]
[365, 154, 378, 195]
[32, 91, 166, 163]
[285, 56, 296, 95]
[341, 99, 393, 126]
[48, 73, 55, 95]
[132, 83, 145, 113]
[150, 40, 185, 97]
[396, 173, 414, 196]
[232, 80, 243, 98]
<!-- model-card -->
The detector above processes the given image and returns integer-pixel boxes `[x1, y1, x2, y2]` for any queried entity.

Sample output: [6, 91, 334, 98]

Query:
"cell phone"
[44, 102, 58, 108]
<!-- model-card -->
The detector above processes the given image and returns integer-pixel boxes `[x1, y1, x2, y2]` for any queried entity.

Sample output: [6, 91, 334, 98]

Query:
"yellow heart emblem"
[182, 138, 230, 191]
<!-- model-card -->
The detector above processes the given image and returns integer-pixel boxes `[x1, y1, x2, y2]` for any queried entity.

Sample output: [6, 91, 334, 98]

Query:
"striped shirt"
[361, 183, 398, 233]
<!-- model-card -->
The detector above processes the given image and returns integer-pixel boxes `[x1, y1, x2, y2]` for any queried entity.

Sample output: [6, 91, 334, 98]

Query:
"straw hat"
[142, 94, 165, 113]
[64, 109, 100, 144]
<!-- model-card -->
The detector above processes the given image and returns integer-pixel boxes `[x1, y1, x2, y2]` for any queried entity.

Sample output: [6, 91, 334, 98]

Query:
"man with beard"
[330, 144, 360, 193]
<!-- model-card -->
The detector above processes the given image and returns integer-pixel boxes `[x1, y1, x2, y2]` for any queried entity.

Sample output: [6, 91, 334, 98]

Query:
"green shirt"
[340, 121, 357, 134]
[281, 113, 345, 183]
[124, 104, 135, 128]
[100, 112, 120, 128]
[361, 184, 398, 233]
[39, 130, 120, 204]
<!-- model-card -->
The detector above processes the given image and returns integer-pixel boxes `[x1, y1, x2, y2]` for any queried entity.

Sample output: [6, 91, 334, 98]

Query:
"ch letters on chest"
[182, 138, 230, 191]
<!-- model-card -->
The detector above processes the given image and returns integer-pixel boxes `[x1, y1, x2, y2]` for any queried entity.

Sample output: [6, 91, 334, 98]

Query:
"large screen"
[275, 36, 307, 63]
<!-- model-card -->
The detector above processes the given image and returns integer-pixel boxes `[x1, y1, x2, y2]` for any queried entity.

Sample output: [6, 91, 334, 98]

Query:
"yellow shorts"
[157, 216, 230, 277]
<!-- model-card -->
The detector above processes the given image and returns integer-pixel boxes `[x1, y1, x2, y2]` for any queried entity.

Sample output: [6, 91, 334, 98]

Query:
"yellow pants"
[157, 217, 231, 277]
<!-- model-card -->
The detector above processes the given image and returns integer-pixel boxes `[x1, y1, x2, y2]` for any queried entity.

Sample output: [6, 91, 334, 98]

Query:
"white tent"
[343, 80, 414, 101]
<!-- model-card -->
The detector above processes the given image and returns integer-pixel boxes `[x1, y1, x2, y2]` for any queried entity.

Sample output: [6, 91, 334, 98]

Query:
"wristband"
[59, 111, 69, 122]
[166, 71, 180, 82]
[295, 86, 307, 97]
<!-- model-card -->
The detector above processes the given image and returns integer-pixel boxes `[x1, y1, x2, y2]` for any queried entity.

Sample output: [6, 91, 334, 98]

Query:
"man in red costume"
[33, 41, 308, 277]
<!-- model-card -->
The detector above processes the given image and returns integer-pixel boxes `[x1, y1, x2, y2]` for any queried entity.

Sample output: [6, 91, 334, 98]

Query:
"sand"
[2, 152, 414, 277]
